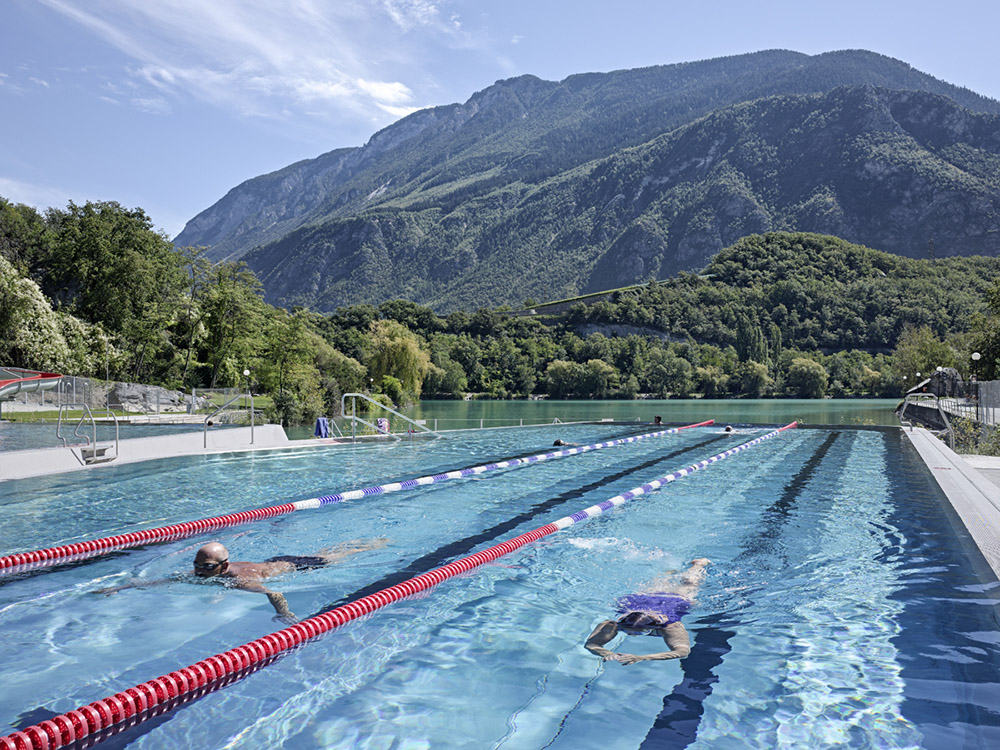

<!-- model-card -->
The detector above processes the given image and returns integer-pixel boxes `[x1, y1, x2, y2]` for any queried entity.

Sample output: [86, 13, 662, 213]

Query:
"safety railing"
[898, 393, 954, 449]
[340, 393, 441, 442]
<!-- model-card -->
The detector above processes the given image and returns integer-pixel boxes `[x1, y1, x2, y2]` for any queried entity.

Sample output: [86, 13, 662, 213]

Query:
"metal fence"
[939, 380, 1000, 426]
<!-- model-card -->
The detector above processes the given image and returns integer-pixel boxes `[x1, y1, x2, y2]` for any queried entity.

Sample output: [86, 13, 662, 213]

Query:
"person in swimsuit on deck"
[585, 558, 710, 665]
[95, 538, 388, 621]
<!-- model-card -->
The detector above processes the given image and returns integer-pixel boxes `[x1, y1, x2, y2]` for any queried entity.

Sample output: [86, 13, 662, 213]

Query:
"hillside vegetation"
[173, 50, 1000, 312]
[8, 199, 997, 411]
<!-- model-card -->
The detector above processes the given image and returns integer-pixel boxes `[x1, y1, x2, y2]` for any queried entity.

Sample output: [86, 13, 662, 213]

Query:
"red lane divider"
[0, 504, 298, 573]
[0, 524, 559, 750]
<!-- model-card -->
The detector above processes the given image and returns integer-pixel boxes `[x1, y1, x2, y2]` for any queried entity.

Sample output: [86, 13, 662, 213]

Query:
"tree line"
[3, 198, 998, 425]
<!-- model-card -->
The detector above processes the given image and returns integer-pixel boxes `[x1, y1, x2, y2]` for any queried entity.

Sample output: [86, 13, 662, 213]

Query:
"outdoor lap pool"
[1, 422, 998, 749]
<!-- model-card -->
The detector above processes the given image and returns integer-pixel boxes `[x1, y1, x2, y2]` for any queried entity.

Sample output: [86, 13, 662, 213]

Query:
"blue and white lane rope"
[291, 420, 715, 509]
[551, 421, 797, 529]
[2, 420, 714, 573]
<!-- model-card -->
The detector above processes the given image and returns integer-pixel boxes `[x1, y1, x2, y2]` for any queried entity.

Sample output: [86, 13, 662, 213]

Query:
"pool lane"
[0, 425, 650, 586]
[639, 430, 842, 749]
[312, 433, 737, 618]
[1, 422, 710, 578]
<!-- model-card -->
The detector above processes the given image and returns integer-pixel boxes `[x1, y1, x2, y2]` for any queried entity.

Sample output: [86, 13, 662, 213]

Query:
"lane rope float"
[0, 422, 794, 750]
[0, 421, 714, 575]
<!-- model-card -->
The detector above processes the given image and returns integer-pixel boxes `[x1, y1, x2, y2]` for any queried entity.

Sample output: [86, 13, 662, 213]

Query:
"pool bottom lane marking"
[0, 421, 714, 576]
[0, 422, 794, 750]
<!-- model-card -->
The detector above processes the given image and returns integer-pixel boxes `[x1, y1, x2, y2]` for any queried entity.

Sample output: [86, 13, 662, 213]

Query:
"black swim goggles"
[194, 559, 228, 572]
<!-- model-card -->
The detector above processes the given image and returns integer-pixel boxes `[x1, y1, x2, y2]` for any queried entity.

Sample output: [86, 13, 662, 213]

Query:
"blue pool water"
[0, 424, 998, 749]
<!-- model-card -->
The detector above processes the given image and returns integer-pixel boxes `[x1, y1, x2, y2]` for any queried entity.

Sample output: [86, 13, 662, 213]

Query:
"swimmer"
[95, 538, 388, 621]
[553, 439, 580, 447]
[653, 416, 663, 426]
[585, 558, 710, 665]
[724, 425, 733, 433]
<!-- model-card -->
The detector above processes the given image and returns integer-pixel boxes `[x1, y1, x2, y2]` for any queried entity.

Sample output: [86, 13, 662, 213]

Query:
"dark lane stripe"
[638, 614, 738, 749]
[639, 431, 842, 749]
[311, 434, 735, 617]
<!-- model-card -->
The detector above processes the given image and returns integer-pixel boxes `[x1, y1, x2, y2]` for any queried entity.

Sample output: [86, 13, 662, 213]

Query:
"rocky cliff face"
[173, 50, 1000, 311]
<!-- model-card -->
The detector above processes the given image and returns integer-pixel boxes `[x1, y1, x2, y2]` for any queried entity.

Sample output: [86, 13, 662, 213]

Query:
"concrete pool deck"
[0, 425, 354, 481]
[903, 426, 1000, 580]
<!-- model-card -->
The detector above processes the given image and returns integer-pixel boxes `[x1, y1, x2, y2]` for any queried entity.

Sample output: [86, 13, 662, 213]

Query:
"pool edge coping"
[903, 426, 1000, 581]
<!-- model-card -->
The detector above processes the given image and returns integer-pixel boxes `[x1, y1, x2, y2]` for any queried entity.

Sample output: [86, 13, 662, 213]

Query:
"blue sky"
[2, 0, 999, 240]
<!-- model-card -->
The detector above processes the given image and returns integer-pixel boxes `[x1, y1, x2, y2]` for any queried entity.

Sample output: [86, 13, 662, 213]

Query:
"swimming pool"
[1, 423, 998, 748]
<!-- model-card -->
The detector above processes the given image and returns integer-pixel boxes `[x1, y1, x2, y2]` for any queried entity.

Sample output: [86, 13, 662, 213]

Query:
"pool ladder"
[341, 393, 441, 442]
[56, 403, 120, 465]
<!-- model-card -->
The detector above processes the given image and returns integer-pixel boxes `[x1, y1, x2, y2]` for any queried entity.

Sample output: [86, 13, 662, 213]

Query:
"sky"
[2, 0, 1000, 240]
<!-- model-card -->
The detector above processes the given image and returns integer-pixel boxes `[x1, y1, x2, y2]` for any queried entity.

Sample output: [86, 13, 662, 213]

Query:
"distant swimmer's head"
[553, 439, 567, 446]
[194, 542, 230, 578]
[724, 425, 733, 432]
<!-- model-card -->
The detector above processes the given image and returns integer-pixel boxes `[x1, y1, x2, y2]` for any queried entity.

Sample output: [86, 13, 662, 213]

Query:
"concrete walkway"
[903, 426, 1000, 579]
[0, 425, 350, 482]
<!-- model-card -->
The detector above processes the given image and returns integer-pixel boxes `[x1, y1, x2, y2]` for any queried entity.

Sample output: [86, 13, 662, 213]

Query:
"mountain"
[173, 49, 1000, 312]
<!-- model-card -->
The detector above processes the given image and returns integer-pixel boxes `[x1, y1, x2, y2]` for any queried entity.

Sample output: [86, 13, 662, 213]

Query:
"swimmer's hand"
[92, 586, 125, 595]
[273, 613, 298, 625]
[613, 649, 688, 664]
[609, 652, 647, 665]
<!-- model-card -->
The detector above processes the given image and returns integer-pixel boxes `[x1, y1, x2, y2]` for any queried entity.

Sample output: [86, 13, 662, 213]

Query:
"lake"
[301, 398, 902, 438]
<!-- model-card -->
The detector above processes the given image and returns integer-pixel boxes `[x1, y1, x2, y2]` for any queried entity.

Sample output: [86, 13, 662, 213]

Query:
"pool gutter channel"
[903, 426, 1000, 582]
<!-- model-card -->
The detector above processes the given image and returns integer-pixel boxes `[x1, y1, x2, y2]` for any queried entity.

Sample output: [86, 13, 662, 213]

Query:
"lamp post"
[243, 369, 253, 443]
[972, 353, 981, 422]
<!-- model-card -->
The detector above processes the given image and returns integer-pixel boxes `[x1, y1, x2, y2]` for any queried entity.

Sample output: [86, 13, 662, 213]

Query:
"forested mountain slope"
[173, 50, 1000, 312]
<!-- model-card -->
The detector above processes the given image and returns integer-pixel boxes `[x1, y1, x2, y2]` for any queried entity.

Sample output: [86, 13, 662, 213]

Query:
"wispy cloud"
[0, 176, 74, 211]
[34, 0, 485, 134]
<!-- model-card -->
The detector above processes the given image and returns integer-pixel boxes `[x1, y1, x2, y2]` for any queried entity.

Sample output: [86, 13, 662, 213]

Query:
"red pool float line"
[0, 524, 559, 750]
[0, 503, 299, 573]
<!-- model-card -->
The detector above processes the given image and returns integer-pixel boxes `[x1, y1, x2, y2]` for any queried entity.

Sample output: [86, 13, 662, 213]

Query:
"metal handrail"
[340, 393, 441, 443]
[900, 393, 954, 449]
[204, 392, 255, 448]
[57, 403, 119, 460]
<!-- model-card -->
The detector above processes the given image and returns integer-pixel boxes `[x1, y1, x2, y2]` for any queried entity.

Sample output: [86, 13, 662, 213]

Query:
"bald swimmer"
[97, 538, 388, 621]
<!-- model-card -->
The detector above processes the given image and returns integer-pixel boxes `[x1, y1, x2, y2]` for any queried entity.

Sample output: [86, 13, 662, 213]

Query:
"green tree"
[891, 325, 956, 386]
[202, 262, 268, 387]
[786, 357, 828, 398]
[367, 319, 431, 402]
[738, 361, 773, 397]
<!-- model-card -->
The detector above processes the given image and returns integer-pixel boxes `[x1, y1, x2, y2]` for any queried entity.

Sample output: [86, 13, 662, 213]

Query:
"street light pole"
[972, 352, 982, 423]
[243, 368, 253, 444]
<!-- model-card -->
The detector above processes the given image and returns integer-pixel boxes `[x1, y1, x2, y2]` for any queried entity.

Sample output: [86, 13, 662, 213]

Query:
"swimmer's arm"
[584, 620, 620, 660]
[627, 623, 692, 664]
[235, 580, 295, 620]
[92, 576, 178, 595]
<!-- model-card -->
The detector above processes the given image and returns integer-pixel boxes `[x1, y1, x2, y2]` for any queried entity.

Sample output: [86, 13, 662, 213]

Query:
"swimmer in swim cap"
[585, 558, 710, 665]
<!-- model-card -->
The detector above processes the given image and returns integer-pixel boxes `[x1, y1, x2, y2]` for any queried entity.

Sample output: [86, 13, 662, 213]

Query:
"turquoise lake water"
[291, 398, 901, 438]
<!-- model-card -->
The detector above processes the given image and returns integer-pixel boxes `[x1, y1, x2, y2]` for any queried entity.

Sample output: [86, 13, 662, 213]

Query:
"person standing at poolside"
[96, 538, 388, 621]
[585, 558, 710, 665]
